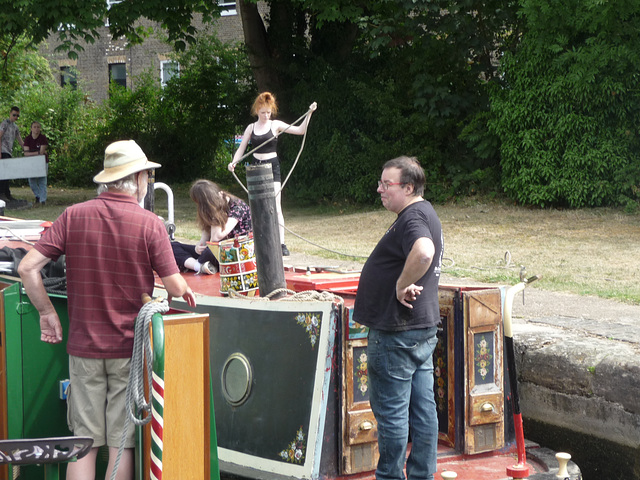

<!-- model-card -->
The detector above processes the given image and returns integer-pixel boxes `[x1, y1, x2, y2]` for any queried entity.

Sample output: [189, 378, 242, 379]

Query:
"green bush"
[489, 0, 640, 208]
[6, 80, 106, 185]
[91, 33, 255, 186]
[280, 55, 496, 206]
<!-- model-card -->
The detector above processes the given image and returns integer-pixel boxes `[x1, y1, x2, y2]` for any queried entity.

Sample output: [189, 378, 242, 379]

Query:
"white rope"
[110, 298, 170, 480]
[231, 107, 314, 195]
[282, 224, 369, 260]
[276, 108, 314, 196]
[0, 225, 35, 245]
[467, 251, 518, 271]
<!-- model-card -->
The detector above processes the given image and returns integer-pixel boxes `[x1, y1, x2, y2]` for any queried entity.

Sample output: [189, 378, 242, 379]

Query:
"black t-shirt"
[354, 200, 443, 331]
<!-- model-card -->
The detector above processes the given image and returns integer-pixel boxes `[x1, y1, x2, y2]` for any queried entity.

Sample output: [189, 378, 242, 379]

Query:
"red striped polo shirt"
[34, 192, 179, 358]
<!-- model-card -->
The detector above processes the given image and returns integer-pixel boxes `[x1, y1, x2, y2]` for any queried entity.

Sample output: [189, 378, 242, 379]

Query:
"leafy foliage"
[0, 36, 54, 96]
[0, 0, 221, 60]
[92, 34, 255, 185]
[7, 80, 106, 185]
[5, 0, 640, 210]
[489, 0, 640, 208]
[1, 31, 255, 187]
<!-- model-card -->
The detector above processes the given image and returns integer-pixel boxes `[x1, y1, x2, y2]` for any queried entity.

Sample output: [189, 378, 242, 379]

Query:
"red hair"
[251, 92, 278, 117]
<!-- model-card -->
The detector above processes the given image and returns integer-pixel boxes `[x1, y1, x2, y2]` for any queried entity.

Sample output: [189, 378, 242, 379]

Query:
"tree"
[235, 0, 522, 203]
[237, 0, 520, 112]
[237, 0, 361, 103]
[0, 35, 54, 96]
[0, 0, 221, 63]
[489, 0, 640, 208]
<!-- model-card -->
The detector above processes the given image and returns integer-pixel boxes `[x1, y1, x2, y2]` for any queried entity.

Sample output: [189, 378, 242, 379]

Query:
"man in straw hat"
[19, 140, 196, 479]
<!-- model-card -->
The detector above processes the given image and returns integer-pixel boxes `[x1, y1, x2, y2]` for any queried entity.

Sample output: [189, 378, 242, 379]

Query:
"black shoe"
[281, 244, 290, 256]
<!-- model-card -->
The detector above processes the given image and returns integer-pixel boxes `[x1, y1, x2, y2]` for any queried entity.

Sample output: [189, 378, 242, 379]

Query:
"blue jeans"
[29, 175, 47, 203]
[367, 326, 439, 480]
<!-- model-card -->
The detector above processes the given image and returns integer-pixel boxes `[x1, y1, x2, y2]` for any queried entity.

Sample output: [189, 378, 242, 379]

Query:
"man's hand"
[396, 283, 423, 308]
[40, 312, 63, 343]
[182, 288, 197, 308]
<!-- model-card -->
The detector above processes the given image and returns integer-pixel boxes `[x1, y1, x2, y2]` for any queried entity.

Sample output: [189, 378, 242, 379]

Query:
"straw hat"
[93, 140, 161, 184]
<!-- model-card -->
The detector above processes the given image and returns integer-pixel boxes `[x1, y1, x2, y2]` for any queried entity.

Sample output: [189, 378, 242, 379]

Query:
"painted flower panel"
[356, 351, 368, 396]
[475, 335, 493, 381]
[278, 426, 306, 464]
[295, 312, 321, 348]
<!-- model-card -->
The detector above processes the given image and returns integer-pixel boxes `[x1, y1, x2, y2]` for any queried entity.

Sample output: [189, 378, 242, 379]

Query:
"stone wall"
[513, 320, 640, 478]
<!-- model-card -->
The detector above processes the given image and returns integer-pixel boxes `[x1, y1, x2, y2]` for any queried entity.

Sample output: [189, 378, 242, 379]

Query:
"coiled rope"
[228, 287, 344, 304]
[110, 297, 170, 480]
[43, 276, 67, 295]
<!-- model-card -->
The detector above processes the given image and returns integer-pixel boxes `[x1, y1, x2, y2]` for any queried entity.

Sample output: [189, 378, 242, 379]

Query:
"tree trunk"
[237, 0, 281, 93]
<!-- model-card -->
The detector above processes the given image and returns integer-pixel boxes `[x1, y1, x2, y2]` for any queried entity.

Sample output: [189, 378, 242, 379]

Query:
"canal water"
[525, 419, 640, 480]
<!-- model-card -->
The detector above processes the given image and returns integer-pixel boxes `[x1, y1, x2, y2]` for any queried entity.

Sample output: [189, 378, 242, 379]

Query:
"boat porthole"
[221, 353, 253, 407]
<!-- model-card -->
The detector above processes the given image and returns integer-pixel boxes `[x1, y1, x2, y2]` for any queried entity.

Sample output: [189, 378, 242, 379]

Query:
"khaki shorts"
[67, 356, 134, 448]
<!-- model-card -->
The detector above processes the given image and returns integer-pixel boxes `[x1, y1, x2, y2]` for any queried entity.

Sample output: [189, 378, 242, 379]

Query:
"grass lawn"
[9, 184, 640, 304]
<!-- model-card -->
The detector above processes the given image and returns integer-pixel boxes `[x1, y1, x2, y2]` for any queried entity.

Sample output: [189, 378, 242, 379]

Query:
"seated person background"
[172, 179, 252, 274]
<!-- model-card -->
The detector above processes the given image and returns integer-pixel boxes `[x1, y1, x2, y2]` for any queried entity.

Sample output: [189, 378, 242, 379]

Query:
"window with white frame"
[160, 61, 180, 87]
[219, 1, 237, 16]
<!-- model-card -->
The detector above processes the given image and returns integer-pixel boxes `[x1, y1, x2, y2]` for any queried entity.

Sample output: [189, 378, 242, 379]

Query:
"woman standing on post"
[23, 121, 49, 206]
[172, 179, 252, 275]
[228, 92, 317, 256]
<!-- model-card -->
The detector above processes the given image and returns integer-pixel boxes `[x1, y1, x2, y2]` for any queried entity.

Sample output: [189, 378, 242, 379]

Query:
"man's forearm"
[20, 268, 56, 316]
[18, 250, 57, 316]
[396, 238, 434, 289]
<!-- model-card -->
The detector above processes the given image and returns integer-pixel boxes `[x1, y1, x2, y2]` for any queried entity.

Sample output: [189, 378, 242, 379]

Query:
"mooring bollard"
[556, 452, 571, 478]
[246, 163, 286, 297]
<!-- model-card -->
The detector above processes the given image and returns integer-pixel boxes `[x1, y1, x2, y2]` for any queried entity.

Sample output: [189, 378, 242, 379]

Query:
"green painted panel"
[4, 282, 24, 440]
[19, 292, 70, 439]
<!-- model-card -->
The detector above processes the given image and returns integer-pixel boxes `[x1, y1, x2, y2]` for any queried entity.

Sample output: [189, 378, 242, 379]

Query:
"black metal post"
[246, 163, 286, 297]
[144, 169, 155, 212]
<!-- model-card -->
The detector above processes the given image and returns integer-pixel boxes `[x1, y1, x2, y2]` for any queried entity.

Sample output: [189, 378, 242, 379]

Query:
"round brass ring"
[221, 352, 253, 407]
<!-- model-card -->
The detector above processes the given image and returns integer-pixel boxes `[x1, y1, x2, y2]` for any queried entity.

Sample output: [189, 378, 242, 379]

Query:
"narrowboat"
[0, 184, 582, 480]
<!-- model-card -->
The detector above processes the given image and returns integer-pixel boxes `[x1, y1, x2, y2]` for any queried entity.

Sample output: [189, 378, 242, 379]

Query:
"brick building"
[39, 2, 245, 103]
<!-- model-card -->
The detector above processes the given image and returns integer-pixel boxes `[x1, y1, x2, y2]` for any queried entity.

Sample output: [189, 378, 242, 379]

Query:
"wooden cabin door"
[341, 308, 378, 475]
[462, 288, 505, 454]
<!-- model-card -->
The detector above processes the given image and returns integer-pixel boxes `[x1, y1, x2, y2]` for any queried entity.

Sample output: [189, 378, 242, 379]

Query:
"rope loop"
[126, 298, 170, 425]
[110, 297, 170, 480]
[231, 106, 314, 196]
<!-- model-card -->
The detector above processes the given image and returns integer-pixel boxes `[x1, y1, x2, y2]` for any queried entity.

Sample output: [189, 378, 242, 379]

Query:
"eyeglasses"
[377, 180, 406, 190]
[11, 114, 19, 118]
